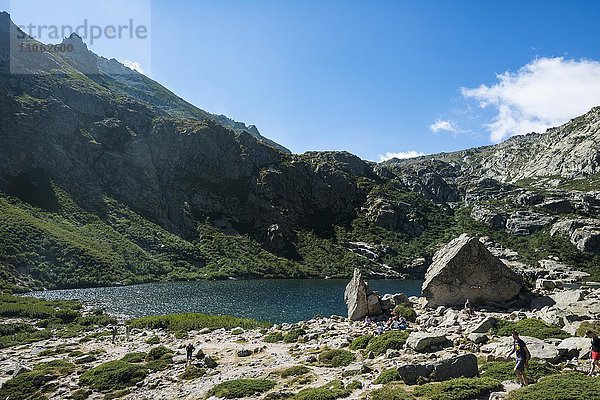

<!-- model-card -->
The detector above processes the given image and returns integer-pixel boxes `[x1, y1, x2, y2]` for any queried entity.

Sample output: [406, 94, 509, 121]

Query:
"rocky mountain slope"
[0, 12, 599, 291]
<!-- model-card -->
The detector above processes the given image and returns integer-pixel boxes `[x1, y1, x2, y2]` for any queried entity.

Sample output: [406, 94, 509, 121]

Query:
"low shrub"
[145, 346, 174, 371]
[0, 360, 75, 400]
[263, 331, 284, 343]
[283, 328, 306, 343]
[278, 365, 311, 378]
[207, 379, 276, 398]
[368, 384, 410, 400]
[366, 331, 409, 355]
[374, 368, 401, 384]
[413, 377, 503, 400]
[145, 335, 160, 345]
[128, 313, 271, 332]
[576, 320, 600, 337]
[317, 349, 355, 367]
[479, 360, 559, 383]
[120, 352, 147, 363]
[0, 323, 51, 349]
[179, 365, 206, 380]
[349, 334, 373, 350]
[79, 360, 148, 391]
[507, 372, 600, 400]
[393, 303, 417, 322]
[491, 319, 569, 339]
[291, 380, 360, 400]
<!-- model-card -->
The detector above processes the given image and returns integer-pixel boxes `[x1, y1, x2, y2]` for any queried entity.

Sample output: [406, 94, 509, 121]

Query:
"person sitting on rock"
[375, 322, 385, 335]
[186, 343, 196, 363]
[399, 317, 407, 330]
[507, 331, 531, 386]
[586, 330, 600, 376]
[364, 315, 372, 326]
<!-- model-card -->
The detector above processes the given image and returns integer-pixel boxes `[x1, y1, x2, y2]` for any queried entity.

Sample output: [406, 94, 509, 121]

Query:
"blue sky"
[4, 1, 600, 161]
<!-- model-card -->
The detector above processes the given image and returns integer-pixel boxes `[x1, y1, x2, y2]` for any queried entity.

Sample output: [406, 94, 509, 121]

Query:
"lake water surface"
[28, 279, 423, 323]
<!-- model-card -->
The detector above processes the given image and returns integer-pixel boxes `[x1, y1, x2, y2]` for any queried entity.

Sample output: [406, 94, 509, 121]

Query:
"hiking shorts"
[515, 358, 527, 371]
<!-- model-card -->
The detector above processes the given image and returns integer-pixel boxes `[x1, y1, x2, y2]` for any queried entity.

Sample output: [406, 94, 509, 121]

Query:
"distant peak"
[68, 32, 83, 40]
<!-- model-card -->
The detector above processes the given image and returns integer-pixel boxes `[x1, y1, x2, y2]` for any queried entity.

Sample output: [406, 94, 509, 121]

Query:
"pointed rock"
[344, 268, 369, 320]
[422, 234, 523, 308]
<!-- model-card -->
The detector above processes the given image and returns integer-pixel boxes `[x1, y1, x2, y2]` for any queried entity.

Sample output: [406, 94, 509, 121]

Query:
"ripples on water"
[28, 279, 423, 323]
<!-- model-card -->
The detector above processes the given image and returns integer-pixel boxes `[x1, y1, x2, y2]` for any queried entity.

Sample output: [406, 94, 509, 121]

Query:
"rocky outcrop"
[550, 219, 600, 254]
[506, 211, 555, 236]
[422, 234, 524, 308]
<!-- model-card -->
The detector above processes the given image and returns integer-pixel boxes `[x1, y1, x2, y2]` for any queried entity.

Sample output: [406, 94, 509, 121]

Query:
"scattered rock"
[406, 332, 448, 352]
[469, 317, 497, 334]
[430, 353, 479, 381]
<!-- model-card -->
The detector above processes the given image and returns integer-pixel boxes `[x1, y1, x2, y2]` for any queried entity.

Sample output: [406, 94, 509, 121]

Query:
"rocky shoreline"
[1, 273, 598, 400]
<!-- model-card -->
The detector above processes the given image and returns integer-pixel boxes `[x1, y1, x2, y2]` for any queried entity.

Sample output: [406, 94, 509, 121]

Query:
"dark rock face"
[422, 234, 523, 308]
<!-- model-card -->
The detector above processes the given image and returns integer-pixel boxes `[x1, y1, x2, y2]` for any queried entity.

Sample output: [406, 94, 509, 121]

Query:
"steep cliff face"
[0, 12, 599, 290]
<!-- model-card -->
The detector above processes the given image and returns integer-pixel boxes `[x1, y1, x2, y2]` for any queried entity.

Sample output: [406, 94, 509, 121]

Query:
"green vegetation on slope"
[206, 379, 276, 399]
[127, 312, 271, 332]
[490, 318, 569, 340]
[507, 372, 600, 400]
[0, 360, 76, 400]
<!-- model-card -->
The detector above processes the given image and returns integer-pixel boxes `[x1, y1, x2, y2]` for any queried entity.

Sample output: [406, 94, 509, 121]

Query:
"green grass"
[479, 360, 559, 383]
[374, 368, 402, 384]
[349, 334, 374, 350]
[206, 379, 276, 399]
[79, 360, 148, 391]
[490, 318, 569, 339]
[413, 377, 503, 400]
[366, 331, 409, 355]
[507, 373, 600, 400]
[128, 312, 271, 332]
[317, 349, 355, 367]
[0, 360, 75, 400]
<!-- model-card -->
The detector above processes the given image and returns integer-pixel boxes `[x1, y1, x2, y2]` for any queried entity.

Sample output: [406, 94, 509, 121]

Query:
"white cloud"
[429, 119, 459, 133]
[462, 57, 600, 142]
[121, 59, 144, 74]
[377, 151, 425, 163]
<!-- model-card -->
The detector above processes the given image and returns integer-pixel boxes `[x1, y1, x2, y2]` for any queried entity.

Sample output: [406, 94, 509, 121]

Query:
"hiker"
[464, 299, 474, 316]
[364, 315, 372, 326]
[586, 330, 600, 376]
[507, 331, 531, 386]
[186, 343, 196, 363]
[125, 325, 130, 341]
[111, 325, 117, 343]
